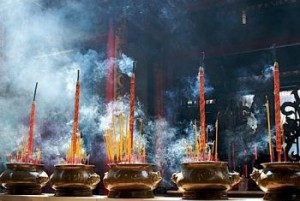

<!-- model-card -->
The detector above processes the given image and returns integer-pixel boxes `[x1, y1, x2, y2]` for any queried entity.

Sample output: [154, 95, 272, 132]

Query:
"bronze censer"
[0, 163, 49, 195]
[49, 71, 101, 196]
[251, 162, 300, 201]
[172, 161, 240, 200]
[50, 164, 100, 196]
[0, 83, 49, 195]
[103, 163, 162, 198]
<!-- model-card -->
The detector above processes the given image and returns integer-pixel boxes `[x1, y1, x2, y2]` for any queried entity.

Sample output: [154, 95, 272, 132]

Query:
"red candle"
[273, 62, 282, 161]
[26, 82, 38, 163]
[71, 70, 80, 164]
[199, 67, 206, 155]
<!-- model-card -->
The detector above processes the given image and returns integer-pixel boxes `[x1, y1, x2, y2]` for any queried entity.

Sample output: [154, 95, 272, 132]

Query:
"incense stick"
[33, 82, 38, 101]
[26, 82, 38, 163]
[215, 113, 219, 161]
[265, 96, 274, 162]
[67, 69, 81, 164]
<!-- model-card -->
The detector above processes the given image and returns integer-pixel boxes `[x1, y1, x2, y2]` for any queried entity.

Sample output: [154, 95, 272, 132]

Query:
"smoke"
[181, 73, 214, 99]
[110, 0, 197, 50]
[237, 63, 274, 87]
[228, 62, 276, 162]
[118, 54, 134, 77]
[0, 0, 110, 166]
[0, 0, 180, 171]
[157, 2, 197, 50]
[144, 118, 185, 188]
[99, 97, 145, 131]
[0, 0, 288, 189]
[262, 64, 274, 81]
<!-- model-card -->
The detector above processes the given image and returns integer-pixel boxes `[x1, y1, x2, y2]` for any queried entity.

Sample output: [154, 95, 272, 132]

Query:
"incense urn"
[103, 163, 162, 198]
[251, 162, 300, 200]
[0, 163, 49, 195]
[50, 164, 100, 196]
[171, 161, 240, 200]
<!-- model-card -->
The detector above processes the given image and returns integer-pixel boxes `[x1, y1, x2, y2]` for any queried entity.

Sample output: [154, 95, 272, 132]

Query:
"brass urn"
[50, 164, 100, 196]
[103, 163, 162, 198]
[251, 162, 300, 200]
[172, 161, 240, 200]
[0, 163, 49, 195]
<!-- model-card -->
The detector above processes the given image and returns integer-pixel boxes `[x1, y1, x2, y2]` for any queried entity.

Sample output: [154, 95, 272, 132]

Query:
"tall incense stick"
[71, 70, 80, 164]
[199, 65, 206, 155]
[26, 82, 38, 163]
[273, 62, 282, 161]
[129, 62, 136, 157]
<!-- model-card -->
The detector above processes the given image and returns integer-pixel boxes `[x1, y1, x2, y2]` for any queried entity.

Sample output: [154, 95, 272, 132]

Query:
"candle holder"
[0, 163, 49, 195]
[103, 163, 162, 198]
[172, 161, 240, 200]
[50, 164, 100, 196]
[251, 162, 300, 201]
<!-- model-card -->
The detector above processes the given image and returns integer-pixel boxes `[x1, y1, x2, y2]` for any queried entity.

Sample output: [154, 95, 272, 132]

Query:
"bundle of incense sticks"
[66, 131, 88, 164]
[184, 121, 217, 162]
[8, 138, 41, 164]
[8, 83, 41, 164]
[184, 58, 213, 161]
[104, 114, 146, 163]
[65, 70, 88, 164]
[185, 55, 222, 162]
[104, 62, 145, 164]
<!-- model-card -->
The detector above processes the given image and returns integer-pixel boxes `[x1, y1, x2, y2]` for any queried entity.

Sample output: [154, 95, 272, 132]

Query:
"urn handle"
[228, 171, 240, 186]
[150, 171, 162, 186]
[35, 172, 49, 187]
[103, 172, 109, 188]
[87, 173, 101, 186]
[171, 172, 180, 184]
[250, 168, 261, 183]
[103, 172, 108, 181]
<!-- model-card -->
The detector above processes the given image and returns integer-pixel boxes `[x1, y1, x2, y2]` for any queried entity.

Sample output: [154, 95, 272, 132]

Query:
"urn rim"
[6, 162, 44, 168]
[181, 161, 228, 167]
[53, 164, 95, 169]
[107, 163, 154, 167]
[261, 161, 300, 169]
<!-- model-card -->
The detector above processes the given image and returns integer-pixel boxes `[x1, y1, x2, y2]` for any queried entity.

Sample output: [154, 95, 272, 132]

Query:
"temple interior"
[0, 0, 300, 200]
